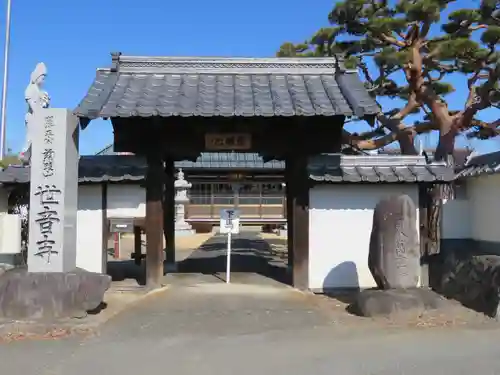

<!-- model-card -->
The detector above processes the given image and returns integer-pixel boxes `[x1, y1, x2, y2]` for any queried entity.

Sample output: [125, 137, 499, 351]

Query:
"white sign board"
[220, 209, 240, 234]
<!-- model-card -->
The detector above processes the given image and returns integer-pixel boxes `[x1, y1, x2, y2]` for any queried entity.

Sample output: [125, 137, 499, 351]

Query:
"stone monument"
[351, 194, 449, 317]
[0, 64, 111, 321]
[174, 169, 195, 236]
[24, 63, 79, 273]
[368, 194, 420, 289]
[27, 107, 79, 272]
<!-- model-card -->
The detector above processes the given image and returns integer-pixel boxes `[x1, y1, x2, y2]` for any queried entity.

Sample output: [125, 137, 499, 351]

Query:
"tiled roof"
[96, 144, 285, 169]
[455, 150, 500, 178]
[0, 154, 454, 185]
[176, 153, 284, 169]
[74, 54, 380, 125]
[308, 154, 455, 183]
[0, 156, 146, 185]
[0, 154, 284, 185]
[379, 147, 473, 169]
[95, 144, 132, 156]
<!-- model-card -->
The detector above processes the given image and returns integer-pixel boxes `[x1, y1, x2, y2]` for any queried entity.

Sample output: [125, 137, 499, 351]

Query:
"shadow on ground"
[105, 233, 290, 286]
[177, 233, 291, 285]
[107, 260, 146, 286]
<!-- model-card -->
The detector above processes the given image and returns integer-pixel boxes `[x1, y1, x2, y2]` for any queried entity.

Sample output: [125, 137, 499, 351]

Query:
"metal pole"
[226, 230, 232, 283]
[0, 0, 12, 158]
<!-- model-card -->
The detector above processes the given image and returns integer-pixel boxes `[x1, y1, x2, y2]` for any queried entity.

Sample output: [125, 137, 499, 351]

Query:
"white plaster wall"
[107, 184, 145, 218]
[0, 187, 19, 264]
[76, 185, 105, 273]
[468, 174, 500, 243]
[442, 198, 470, 239]
[309, 184, 419, 290]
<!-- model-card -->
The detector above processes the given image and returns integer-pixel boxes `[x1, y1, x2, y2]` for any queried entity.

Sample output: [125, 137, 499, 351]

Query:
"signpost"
[220, 208, 240, 283]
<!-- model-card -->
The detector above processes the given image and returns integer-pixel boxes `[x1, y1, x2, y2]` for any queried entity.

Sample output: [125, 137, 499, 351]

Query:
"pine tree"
[278, 0, 500, 161]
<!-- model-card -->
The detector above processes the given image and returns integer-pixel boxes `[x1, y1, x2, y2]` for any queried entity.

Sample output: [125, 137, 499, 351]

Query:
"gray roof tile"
[0, 153, 284, 186]
[96, 144, 285, 169]
[1, 154, 453, 186]
[455, 150, 500, 178]
[175, 152, 284, 169]
[308, 154, 455, 183]
[0, 156, 146, 185]
[74, 54, 380, 124]
[381, 147, 472, 169]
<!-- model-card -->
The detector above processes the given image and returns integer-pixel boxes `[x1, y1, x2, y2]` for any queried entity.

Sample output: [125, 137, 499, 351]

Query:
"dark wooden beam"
[133, 225, 143, 266]
[418, 184, 430, 287]
[101, 183, 108, 273]
[112, 116, 344, 158]
[145, 152, 165, 288]
[285, 163, 294, 273]
[287, 155, 310, 290]
[163, 159, 176, 269]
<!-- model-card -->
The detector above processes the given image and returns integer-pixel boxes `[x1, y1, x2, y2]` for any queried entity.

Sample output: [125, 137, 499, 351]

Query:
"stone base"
[432, 247, 500, 318]
[0, 255, 17, 276]
[350, 288, 449, 317]
[175, 229, 196, 237]
[0, 267, 111, 321]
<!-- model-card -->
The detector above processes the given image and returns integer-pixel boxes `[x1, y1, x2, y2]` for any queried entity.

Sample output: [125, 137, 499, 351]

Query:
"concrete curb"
[0, 285, 170, 342]
[92, 284, 171, 325]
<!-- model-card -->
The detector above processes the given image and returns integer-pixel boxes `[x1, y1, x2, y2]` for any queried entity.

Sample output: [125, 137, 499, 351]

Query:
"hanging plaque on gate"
[205, 133, 251, 151]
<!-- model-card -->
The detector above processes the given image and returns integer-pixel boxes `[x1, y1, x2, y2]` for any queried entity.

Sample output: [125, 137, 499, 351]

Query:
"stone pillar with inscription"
[27, 108, 79, 272]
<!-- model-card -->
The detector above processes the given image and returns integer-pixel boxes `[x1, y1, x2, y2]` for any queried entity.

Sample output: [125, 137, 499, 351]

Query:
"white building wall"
[442, 198, 470, 239]
[107, 184, 145, 218]
[76, 183, 147, 273]
[468, 174, 500, 243]
[308, 184, 419, 291]
[76, 185, 105, 273]
[0, 187, 17, 265]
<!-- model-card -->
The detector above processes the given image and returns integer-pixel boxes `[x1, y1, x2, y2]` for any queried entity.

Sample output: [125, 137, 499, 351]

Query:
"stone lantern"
[174, 169, 195, 236]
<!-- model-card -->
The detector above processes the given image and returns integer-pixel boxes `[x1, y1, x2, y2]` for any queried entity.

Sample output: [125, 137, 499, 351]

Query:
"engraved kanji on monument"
[27, 109, 79, 272]
[368, 194, 420, 289]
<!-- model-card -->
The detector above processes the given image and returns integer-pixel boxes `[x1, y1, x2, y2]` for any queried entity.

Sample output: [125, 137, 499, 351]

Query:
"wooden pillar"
[145, 153, 165, 288]
[163, 159, 176, 270]
[286, 155, 310, 290]
[101, 183, 108, 273]
[133, 225, 142, 266]
[285, 162, 294, 271]
[418, 184, 430, 287]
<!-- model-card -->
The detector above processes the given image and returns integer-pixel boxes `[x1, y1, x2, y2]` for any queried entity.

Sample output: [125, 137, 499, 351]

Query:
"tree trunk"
[427, 186, 442, 257]
[425, 154, 454, 288]
[434, 125, 458, 162]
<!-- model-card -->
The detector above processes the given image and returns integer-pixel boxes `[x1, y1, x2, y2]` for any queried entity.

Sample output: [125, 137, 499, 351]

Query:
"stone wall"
[431, 239, 500, 318]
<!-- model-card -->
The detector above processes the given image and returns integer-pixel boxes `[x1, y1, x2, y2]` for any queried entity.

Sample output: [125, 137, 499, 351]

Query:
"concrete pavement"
[1, 283, 500, 375]
[1, 232, 500, 374]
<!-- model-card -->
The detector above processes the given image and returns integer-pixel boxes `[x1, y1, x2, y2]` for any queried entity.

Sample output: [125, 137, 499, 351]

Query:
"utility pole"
[0, 0, 12, 158]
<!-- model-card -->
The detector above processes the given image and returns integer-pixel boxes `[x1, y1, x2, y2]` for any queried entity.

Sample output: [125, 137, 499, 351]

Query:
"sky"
[0, 0, 498, 156]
